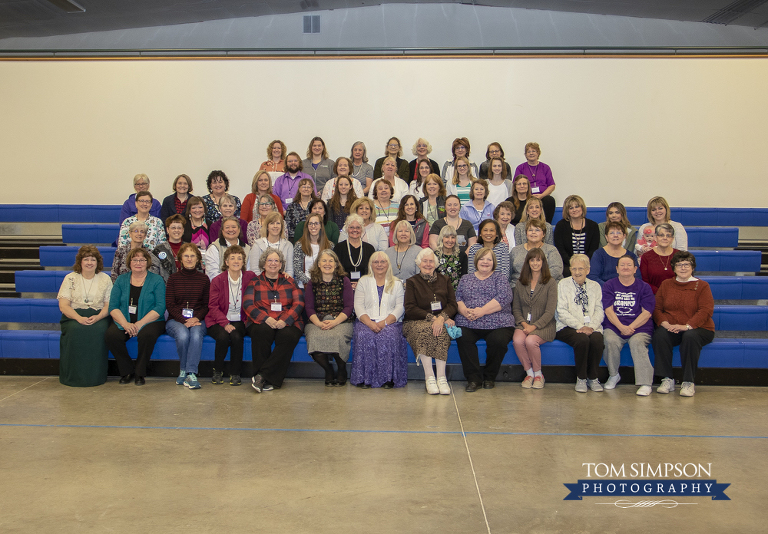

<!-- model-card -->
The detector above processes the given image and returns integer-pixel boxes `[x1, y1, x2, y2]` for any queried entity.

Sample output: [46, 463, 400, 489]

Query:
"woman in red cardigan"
[206, 245, 256, 386]
[652, 251, 715, 398]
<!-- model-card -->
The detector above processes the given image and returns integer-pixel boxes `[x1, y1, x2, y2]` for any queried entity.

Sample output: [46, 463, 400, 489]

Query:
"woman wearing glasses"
[652, 252, 714, 397]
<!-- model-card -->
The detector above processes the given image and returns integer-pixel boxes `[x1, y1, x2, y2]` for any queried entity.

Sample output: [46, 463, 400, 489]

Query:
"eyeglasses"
[130, 229, 147, 234]
[135, 182, 149, 187]
[456, 164, 468, 169]
[258, 203, 273, 207]
[307, 222, 321, 227]
[265, 258, 281, 264]
[130, 258, 148, 263]
[417, 144, 427, 148]
[136, 199, 152, 204]
[388, 143, 400, 148]
[211, 178, 225, 183]
[676, 262, 692, 268]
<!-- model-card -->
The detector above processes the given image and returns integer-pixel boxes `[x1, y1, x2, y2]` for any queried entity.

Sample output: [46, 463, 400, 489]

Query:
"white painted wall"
[1, 56, 766, 208]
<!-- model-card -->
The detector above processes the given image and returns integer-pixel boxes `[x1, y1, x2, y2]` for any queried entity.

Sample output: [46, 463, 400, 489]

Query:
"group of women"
[58, 137, 711, 397]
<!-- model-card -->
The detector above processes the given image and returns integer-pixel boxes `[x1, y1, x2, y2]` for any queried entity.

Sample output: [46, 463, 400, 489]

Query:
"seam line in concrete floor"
[1, 423, 767, 439]
[451, 388, 492, 534]
[0, 377, 50, 403]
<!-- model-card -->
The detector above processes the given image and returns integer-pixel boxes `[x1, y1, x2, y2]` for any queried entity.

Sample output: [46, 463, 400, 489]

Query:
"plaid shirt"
[243, 273, 305, 330]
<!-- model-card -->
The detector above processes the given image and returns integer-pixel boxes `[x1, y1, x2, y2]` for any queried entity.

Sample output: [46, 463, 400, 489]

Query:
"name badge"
[350, 271, 361, 280]
[128, 305, 137, 314]
[583, 315, 590, 324]
[271, 303, 283, 312]
[531, 186, 541, 194]
[527, 313, 532, 322]
[284, 198, 293, 205]
[431, 301, 442, 312]
[182, 308, 194, 318]
[456, 235, 467, 246]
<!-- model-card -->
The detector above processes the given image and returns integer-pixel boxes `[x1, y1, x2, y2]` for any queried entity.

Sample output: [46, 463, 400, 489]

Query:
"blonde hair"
[452, 156, 475, 185]
[260, 211, 285, 239]
[251, 170, 273, 195]
[647, 196, 671, 223]
[562, 195, 587, 222]
[391, 220, 416, 246]
[365, 251, 398, 293]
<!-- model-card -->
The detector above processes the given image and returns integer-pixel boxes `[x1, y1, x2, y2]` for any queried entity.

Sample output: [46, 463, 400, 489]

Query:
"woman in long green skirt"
[57, 245, 113, 386]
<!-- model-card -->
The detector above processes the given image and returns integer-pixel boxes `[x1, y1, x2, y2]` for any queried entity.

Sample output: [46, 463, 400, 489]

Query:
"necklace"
[658, 250, 671, 271]
[527, 163, 538, 178]
[347, 239, 363, 269]
[81, 274, 95, 304]
[395, 245, 409, 270]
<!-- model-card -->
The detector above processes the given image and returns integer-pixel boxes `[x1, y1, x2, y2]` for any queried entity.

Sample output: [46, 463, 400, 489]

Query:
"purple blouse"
[514, 161, 555, 195]
[455, 271, 515, 330]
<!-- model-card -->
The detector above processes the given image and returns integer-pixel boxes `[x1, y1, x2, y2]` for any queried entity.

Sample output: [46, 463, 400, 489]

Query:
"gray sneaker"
[176, 371, 186, 385]
[587, 379, 604, 392]
[251, 374, 264, 393]
[575, 378, 588, 393]
[679, 382, 695, 397]
[657, 377, 675, 394]
[604, 374, 621, 390]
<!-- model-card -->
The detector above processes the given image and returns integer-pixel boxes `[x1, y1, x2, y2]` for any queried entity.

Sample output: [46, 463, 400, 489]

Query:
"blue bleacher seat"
[691, 250, 761, 272]
[0, 204, 121, 223]
[39, 246, 116, 268]
[14, 271, 69, 293]
[62, 224, 121, 245]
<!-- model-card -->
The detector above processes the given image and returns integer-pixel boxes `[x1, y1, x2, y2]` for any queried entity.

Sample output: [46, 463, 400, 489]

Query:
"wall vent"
[303, 15, 320, 34]
[702, 0, 768, 25]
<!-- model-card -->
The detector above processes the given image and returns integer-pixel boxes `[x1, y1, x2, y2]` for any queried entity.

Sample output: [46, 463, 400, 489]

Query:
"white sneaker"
[657, 377, 675, 394]
[425, 377, 439, 395]
[575, 378, 588, 393]
[636, 385, 653, 396]
[436, 377, 451, 395]
[604, 374, 621, 390]
[680, 382, 695, 397]
[587, 379, 603, 392]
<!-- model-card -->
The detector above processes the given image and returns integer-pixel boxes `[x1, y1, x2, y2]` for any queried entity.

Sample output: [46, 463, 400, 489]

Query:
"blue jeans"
[165, 319, 207, 374]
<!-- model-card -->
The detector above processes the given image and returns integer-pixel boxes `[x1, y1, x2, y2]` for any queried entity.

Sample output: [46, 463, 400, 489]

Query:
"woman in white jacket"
[555, 254, 605, 393]
[349, 251, 408, 389]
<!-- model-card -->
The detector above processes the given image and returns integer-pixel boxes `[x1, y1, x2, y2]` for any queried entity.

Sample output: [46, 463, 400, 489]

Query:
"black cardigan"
[553, 218, 600, 277]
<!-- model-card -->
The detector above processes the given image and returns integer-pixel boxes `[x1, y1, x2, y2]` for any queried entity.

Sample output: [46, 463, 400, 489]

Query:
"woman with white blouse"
[368, 156, 409, 204]
[58, 246, 113, 387]
[350, 252, 408, 389]
[494, 201, 517, 253]
[555, 254, 605, 393]
[205, 216, 251, 281]
[248, 211, 294, 278]
[636, 196, 688, 257]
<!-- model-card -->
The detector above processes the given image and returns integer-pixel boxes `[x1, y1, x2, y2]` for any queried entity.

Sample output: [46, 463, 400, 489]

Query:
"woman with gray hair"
[350, 141, 375, 195]
[334, 214, 375, 288]
[555, 254, 605, 393]
[119, 173, 161, 223]
[403, 248, 458, 395]
[434, 224, 468, 291]
[385, 220, 421, 281]
[407, 137, 440, 184]
[640, 222, 678, 294]
[110, 220, 164, 282]
[245, 248, 305, 393]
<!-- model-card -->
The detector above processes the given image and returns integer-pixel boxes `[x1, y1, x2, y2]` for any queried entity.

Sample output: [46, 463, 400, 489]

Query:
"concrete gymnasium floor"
[0, 376, 766, 533]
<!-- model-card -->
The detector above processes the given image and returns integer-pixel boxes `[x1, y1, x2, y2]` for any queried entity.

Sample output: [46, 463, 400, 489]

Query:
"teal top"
[109, 271, 166, 330]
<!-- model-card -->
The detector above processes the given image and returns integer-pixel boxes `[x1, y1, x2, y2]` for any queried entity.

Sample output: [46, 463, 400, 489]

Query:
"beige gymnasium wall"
[1, 56, 767, 209]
